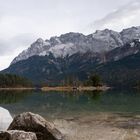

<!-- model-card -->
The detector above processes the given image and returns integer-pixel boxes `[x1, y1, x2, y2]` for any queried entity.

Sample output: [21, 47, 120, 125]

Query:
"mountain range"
[2, 26, 140, 87]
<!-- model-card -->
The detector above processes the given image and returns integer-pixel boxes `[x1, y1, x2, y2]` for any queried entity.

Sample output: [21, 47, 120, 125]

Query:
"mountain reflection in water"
[0, 89, 139, 119]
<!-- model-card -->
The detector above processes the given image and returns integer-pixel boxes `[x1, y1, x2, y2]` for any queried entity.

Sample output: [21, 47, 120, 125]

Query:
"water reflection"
[0, 90, 33, 104]
[85, 90, 102, 101]
[0, 89, 140, 119]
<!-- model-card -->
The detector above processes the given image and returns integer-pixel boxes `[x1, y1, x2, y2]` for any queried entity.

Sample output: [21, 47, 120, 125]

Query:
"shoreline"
[54, 112, 140, 140]
[0, 87, 36, 91]
[41, 86, 110, 91]
[0, 86, 110, 91]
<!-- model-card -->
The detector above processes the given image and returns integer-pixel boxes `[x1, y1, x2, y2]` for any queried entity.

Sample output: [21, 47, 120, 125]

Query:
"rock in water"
[0, 107, 13, 131]
[8, 112, 63, 140]
[0, 130, 37, 140]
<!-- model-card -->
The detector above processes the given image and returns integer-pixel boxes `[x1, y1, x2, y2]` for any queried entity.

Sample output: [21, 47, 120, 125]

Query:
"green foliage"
[134, 81, 140, 89]
[62, 75, 81, 86]
[90, 74, 101, 87]
[85, 74, 102, 87]
[0, 74, 32, 88]
[0, 90, 32, 104]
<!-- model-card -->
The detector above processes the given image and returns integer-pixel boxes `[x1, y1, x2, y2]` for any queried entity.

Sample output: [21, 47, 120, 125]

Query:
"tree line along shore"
[0, 73, 109, 91]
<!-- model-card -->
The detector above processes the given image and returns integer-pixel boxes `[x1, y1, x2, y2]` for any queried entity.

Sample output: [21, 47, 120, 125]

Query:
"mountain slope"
[96, 52, 140, 87]
[11, 29, 125, 65]
[3, 26, 140, 87]
[3, 39, 140, 86]
[3, 53, 100, 85]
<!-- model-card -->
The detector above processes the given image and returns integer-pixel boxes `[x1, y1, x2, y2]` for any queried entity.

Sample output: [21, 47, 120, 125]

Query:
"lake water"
[0, 89, 140, 139]
[0, 89, 140, 119]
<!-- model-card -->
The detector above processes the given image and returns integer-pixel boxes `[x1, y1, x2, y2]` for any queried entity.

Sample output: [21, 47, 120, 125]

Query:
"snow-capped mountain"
[121, 26, 140, 43]
[11, 27, 134, 65]
[11, 38, 51, 65]
[3, 26, 140, 87]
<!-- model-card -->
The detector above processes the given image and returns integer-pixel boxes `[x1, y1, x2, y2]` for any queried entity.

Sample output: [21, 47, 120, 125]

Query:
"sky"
[0, 0, 140, 70]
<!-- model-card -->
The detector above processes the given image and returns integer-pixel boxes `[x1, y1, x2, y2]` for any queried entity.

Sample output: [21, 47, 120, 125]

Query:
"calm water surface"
[0, 89, 140, 119]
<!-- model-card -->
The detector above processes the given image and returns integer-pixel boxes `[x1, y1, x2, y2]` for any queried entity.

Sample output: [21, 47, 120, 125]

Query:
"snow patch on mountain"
[11, 38, 51, 64]
[92, 29, 123, 48]
[121, 26, 140, 43]
[48, 43, 75, 57]
[11, 26, 140, 65]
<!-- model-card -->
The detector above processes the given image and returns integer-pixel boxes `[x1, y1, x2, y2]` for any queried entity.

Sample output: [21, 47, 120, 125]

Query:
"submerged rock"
[0, 107, 13, 131]
[8, 112, 63, 140]
[0, 130, 37, 140]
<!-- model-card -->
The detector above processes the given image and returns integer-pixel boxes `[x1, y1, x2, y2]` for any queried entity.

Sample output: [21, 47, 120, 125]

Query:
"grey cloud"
[91, 0, 140, 32]
[0, 0, 136, 70]
[0, 34, 36, 56]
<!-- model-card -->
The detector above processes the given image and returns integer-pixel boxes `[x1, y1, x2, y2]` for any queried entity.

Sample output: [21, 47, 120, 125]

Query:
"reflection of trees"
[0, 90, 33, 104]
[85, 90, 102, 102]
[60, 91, 80, 102]
[51, 90, 103, 103]
[55, 90, 103, 103]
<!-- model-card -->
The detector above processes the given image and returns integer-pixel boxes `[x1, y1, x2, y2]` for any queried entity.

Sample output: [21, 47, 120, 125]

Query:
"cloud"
[0, 0, 135, 70]
[90, 0, 140, 32]
[0, 55, 15, 70]
[0, 33, 36, 56]
[0, 33, 37, 70]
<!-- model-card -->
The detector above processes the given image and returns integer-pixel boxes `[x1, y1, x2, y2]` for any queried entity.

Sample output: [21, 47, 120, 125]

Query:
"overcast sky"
[0, 0, 140, 70]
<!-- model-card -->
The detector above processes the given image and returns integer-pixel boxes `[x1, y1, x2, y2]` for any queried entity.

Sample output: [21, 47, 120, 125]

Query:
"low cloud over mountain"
[91, 0, 140, 31]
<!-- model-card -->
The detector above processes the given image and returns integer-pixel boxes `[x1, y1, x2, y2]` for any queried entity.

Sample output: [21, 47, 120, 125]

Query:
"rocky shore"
[0, 112, 63, 140]
[0, 109, 140, 140]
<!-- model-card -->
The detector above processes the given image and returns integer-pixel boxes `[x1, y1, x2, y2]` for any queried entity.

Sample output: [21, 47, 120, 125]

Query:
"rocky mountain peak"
[50, 36, 61, 46]
[120, 26, 140, 43]
[36, 38, 44, 43]
[91, 28, 123, 50]
[10, 26, 140, 65]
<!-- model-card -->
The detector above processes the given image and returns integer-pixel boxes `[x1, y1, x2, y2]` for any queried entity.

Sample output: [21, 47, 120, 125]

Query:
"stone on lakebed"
[8, 112, 63, 140]
[0, 130, 37, 140]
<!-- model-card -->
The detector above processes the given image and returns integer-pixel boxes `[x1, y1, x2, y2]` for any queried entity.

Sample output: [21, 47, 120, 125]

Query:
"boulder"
[0, 107, 13, 131]
[0, 130, 37, 140]
[8, 112, 63, 140]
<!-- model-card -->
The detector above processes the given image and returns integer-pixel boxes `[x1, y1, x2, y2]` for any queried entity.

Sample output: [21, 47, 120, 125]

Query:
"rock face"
[10, 26, 140, 65]
[8, 112, 63, 140]
[0, 107, 13, 131]
[10, 28, 127, 65]
[0, 130, 37, 140]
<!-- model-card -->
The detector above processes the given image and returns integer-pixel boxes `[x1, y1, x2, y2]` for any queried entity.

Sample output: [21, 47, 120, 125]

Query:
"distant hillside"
[3, 51, 140, 87]
[95, 52, 140, 87]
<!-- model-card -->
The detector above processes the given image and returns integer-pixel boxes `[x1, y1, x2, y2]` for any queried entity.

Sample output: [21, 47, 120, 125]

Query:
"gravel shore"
[54, 112, 140, 140]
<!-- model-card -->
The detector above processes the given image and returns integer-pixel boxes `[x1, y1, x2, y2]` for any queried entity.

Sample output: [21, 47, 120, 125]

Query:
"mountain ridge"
[3, 26, 140, 87]
[11, 26, 140, 65]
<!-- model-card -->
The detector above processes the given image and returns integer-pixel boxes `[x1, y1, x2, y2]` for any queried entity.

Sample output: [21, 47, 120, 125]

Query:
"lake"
[0, 89, 140, 119]
[0, 89, 140, 139]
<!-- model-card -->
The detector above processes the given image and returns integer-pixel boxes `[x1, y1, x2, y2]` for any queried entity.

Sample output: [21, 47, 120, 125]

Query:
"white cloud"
[0, 0, 136, 70]
[90, 0, 140, 32]
[0, 56, 16, 70]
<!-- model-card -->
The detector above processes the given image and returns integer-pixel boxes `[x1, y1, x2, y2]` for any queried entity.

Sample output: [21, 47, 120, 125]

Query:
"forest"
[0, 74, 32, 88]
